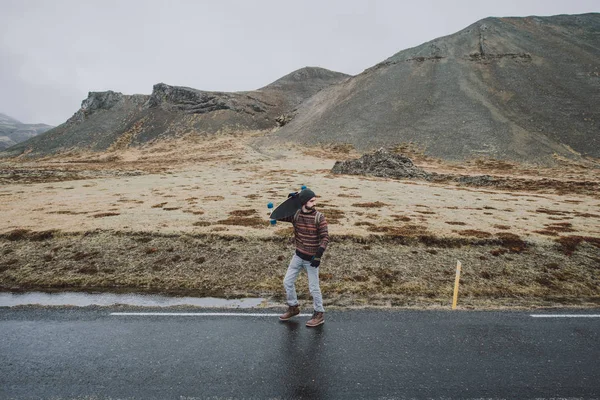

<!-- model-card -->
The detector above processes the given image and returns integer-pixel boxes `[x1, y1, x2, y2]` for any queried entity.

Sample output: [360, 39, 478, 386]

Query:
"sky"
[1, 0, 598, 126]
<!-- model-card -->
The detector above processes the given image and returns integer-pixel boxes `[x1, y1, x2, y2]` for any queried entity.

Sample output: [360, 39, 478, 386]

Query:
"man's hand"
[288, 192, 299, 198]
[310, 247, 325, 268]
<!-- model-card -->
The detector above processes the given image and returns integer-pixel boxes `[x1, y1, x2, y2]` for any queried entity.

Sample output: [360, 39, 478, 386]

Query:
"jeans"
[283, 254, 325, 312]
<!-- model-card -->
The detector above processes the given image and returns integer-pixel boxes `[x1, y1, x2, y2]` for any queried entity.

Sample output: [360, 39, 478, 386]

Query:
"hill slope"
[269, 13, 600, 165]
[2, 67, 349, 157]
[0, 113, 53, 151]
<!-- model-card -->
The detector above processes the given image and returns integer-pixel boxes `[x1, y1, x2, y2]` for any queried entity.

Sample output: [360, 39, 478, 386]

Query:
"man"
[277, 188, 329, 327]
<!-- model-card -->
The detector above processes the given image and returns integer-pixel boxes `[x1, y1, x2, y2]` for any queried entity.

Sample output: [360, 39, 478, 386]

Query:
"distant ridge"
[2, 67, 349, 157]
[268, 13, 600, 165]
[0, 113, 53, 151]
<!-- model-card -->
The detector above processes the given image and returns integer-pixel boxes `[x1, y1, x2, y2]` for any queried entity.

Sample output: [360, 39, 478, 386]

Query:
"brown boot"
[306, 311, 324, 327]
[279, 305, 300, 321]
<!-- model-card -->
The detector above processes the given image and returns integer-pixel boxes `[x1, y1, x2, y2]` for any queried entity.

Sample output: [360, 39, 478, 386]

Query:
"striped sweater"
[279, 209, 329, 258]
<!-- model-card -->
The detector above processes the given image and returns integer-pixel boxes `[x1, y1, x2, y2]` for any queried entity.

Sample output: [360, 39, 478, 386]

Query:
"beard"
[304, 205, 315, 211]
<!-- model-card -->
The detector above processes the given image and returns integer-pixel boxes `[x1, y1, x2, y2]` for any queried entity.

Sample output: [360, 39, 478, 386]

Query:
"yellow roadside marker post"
[452, 260, 462, 310]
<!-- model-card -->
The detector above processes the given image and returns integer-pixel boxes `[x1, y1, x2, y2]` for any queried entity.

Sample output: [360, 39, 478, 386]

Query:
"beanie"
[298, 189, 316, 205]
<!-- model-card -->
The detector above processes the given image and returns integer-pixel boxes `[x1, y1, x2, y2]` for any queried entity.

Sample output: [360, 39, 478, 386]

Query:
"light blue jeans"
[283, 254, 325, 312]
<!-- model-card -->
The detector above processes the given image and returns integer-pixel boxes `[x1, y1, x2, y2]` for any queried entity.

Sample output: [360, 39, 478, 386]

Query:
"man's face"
[305, 197, 317, 209]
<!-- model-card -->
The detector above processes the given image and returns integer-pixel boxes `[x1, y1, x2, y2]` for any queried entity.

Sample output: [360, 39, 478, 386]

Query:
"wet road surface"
[1, 308, 599, 399]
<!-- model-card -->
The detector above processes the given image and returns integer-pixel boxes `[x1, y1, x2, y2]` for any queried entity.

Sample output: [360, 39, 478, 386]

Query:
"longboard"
[269, 195, 302, 220]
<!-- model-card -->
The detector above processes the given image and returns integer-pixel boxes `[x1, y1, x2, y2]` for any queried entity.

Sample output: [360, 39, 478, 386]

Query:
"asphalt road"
[1, 308, 599, 399]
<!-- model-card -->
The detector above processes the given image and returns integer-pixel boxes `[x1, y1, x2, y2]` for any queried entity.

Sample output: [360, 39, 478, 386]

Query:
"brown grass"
[535, 208, 568, 216]
[1, 230, 599, 308]
[493, 225, 511, 230]
[368, 224, 428, 236]
[352, 201, 388, 208]
[542, 223, 576, 233]
[355, 221, 375, 226]
[496, 232, 528, 253]
[216, 216, 266, 228]
[490, 248, 508, 257]
[318, 207, 344, 224]
[229, 209, 258, 217]
[456, 230, 492, 238]
[193, 221, 211, 227]
[92, 212, 121, 218]
[204, 196, 225, 201]
[183, 209, 205, 215]
[472, 158, 515, 171]
[534, 230, 559, 236]
[555, 235, 600, 256]
[573, 212, 600, 218]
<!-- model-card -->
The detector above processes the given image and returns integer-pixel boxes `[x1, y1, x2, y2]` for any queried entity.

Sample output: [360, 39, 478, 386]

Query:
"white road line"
[110, 312, 313, 317]
[530, 314, 600, 318]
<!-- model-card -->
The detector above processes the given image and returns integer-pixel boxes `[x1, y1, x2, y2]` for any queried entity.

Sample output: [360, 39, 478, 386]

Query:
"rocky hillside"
[269, 13, 600, 165]
[4, 14, 599, 165]
[2, 67, 349, 157]
[0, 113, 53, 151]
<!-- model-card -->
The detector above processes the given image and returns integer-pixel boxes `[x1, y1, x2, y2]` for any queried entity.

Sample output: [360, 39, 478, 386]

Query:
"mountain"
[4, 14, 599, 165]
[1, 67, 349, 157]
[0, 113, 53, 151]
[268, 13, 600, 165]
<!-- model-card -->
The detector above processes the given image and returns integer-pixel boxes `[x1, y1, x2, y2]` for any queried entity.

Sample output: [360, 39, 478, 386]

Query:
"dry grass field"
[1, 132, 599, 309]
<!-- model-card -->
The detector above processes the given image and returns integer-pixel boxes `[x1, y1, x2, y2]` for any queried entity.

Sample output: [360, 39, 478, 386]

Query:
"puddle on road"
[0, 292, 266, 308]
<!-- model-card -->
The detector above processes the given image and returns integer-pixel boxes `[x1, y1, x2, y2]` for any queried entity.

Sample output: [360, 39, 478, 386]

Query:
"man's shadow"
[279, 319, 327, 399]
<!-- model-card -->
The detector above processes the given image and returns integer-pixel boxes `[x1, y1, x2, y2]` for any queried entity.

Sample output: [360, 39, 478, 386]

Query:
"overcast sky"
[1, 0, 598, 126]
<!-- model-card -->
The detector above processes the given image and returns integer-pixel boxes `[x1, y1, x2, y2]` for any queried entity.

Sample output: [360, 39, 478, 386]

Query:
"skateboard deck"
[269, 195, 302, 220]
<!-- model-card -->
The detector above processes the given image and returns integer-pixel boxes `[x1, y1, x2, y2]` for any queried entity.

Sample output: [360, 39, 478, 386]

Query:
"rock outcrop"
[331, 148, 431, 179]
[67, 91, 129, 124]
[332, 148, 600, 196]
